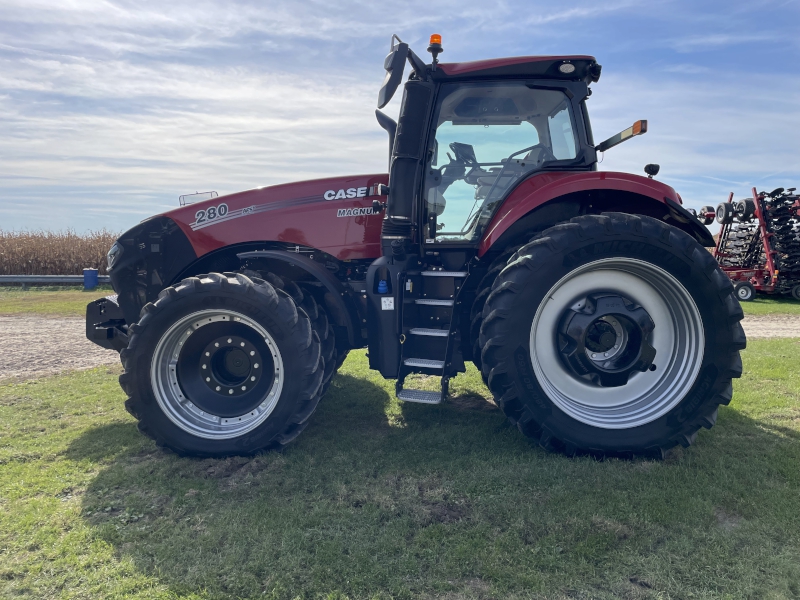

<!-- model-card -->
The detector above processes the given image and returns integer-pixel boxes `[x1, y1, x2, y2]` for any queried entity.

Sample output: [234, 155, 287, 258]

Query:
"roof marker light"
[429, 34, 442, 45]
[559, 63, 576, 74]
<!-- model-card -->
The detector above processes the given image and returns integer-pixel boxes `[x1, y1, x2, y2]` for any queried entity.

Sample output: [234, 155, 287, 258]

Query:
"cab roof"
[434, 55, 601, 83]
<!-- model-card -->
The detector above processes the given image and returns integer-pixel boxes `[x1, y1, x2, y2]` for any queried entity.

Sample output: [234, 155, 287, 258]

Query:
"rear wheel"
[469, 245, 522, 376]
[791, 285, 800, 301]
[120, 272, 323, 457]
[479, 213, 745, 457]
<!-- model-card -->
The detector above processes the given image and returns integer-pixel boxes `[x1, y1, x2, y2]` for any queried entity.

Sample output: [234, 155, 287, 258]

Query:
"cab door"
[421, 81, 582, 246]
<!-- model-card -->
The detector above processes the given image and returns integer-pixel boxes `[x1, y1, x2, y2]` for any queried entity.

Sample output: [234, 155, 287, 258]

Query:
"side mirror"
[377, 39, 409, 109]
[596, 120, 647, 153]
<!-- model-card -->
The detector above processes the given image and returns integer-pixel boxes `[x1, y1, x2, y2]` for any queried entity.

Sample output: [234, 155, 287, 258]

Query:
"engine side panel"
[479, 171, 682, 256]
[164, 174, 388, 261]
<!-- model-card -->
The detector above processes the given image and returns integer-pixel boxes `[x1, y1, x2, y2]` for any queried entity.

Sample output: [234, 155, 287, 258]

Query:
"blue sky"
[0, 0, 798, 232]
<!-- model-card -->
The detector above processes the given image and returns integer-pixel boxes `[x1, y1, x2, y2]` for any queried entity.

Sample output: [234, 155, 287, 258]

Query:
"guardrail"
[0, 271, 110, 289]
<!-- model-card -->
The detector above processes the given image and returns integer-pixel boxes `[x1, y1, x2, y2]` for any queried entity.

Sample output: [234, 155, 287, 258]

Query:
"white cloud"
[0, 0, 798, 232]
[594, 72, 800, 210]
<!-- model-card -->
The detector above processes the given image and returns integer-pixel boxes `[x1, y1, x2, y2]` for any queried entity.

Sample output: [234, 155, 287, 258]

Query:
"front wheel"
[479, 213, 746, 457]
[119, 273, 323, 457]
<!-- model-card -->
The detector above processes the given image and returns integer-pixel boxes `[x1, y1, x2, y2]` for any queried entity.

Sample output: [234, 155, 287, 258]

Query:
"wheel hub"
[529, 259, 705, 429]
[200, 335, 263, 396]
[558, 293, 656, 387]
[169, 313, 282, 425]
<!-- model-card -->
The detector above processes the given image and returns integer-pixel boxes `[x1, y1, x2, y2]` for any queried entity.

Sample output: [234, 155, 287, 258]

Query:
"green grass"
[1, 285, 798, 318]
[739, 295, 800, 316]
[0, 285, 113, 317]
[1, 342, 800, 599]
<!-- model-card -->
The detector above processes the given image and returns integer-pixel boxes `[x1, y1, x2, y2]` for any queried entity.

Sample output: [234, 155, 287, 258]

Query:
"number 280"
[195, 203, 229, 224]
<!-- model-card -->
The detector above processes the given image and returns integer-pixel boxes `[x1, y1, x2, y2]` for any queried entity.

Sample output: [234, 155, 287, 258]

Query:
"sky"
[0, 0, 798, 232]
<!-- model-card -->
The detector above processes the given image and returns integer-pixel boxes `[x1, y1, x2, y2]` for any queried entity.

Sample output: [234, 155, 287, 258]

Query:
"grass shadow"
[62, 357, 800, 598]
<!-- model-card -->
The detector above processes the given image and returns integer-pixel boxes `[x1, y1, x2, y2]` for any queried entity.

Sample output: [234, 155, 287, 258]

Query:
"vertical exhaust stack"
[376, 35, 439, 258]
[382, 79, 434, 257]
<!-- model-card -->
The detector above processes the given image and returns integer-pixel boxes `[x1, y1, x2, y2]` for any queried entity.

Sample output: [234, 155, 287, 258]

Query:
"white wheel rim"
[151, 309, 284, 439]
[529, 258, 704, 429]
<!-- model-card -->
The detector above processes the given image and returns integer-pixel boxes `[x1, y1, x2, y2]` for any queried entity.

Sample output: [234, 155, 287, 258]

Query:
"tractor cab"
[366, 36, 607, 400]
[376, 35, 601, 251]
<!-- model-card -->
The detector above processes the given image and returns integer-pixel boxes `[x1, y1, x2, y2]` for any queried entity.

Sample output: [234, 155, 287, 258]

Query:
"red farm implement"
[711, 187, 800, 301]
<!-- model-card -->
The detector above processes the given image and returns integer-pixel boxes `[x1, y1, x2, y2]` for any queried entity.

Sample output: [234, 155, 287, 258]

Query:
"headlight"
[107, 242, 123, 270]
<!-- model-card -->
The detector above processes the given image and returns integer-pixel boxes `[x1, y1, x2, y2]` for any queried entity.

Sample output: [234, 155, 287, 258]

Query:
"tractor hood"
[163, 174, 389, 261]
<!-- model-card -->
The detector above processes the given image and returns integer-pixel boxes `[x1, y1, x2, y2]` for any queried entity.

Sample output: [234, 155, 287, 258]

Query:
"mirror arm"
[407, 49, 429, 80]
[596, 120, 647, 153]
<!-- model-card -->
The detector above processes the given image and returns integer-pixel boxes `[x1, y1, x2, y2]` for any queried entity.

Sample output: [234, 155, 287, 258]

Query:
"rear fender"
[479, 171, 713, 256]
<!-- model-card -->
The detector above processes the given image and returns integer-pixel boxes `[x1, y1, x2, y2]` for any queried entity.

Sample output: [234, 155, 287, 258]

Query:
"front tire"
[120, 272, 323, 457]
[479, 214, 746, 457]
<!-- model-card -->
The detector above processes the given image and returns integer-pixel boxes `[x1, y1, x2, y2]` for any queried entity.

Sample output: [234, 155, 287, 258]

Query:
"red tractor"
[87, 35, 745, 458]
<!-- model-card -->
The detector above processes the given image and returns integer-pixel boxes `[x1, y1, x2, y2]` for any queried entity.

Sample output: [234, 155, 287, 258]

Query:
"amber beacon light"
[427, 33, 443, 66]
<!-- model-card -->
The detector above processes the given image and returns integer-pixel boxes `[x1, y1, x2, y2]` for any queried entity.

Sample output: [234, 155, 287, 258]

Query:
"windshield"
[423, 82, 578, 242]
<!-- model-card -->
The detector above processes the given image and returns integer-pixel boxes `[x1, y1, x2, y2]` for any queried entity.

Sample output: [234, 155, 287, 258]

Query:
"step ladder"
[395, 268, 467, 404]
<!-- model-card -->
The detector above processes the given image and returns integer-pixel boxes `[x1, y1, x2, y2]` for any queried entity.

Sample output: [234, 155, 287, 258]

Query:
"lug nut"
[215, 343, 219, 347]
[250, 351, 255, 356]
[229, 389, 233, 395]
[240, 342, 245, 347]
[215, 386, 220, 391]
[227, 338, 232, 343]
[205, 351, 210, 356]
[241, 386, 246, 391]
[254, 363, 259, 369]
[206, 377, 210, 382]
[251, 376, 256, 381]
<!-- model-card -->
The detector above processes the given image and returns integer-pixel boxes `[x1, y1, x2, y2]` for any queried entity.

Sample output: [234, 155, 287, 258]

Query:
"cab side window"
[423, 83, 578, 242]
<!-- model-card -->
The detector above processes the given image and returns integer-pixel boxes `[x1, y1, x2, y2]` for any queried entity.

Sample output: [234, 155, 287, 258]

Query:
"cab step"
[403, 358, 445, 369]
[415, 298, 454, 306]
[422, 270, 468, 278]
[397, 388, 443, 404]
[409, 328, 449, 337]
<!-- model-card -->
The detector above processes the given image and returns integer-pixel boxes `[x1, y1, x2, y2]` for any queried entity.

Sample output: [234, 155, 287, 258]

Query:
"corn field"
[0, 230, 118, 276]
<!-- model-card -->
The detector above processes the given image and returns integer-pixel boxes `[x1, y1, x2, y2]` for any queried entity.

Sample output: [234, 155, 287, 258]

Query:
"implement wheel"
[119, 272, 323, 457]
[734, 281, 755, 302]
[479, 213, 745, 458]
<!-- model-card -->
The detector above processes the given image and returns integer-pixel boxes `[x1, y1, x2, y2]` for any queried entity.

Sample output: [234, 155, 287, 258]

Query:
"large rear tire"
[119, 272, 323, 457]
[479, 214, 746, 458]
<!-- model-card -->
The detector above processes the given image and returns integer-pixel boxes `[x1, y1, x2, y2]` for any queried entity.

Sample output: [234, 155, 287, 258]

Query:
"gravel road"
[1, 314, 799, 383]
[0, 316, 119, 383]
